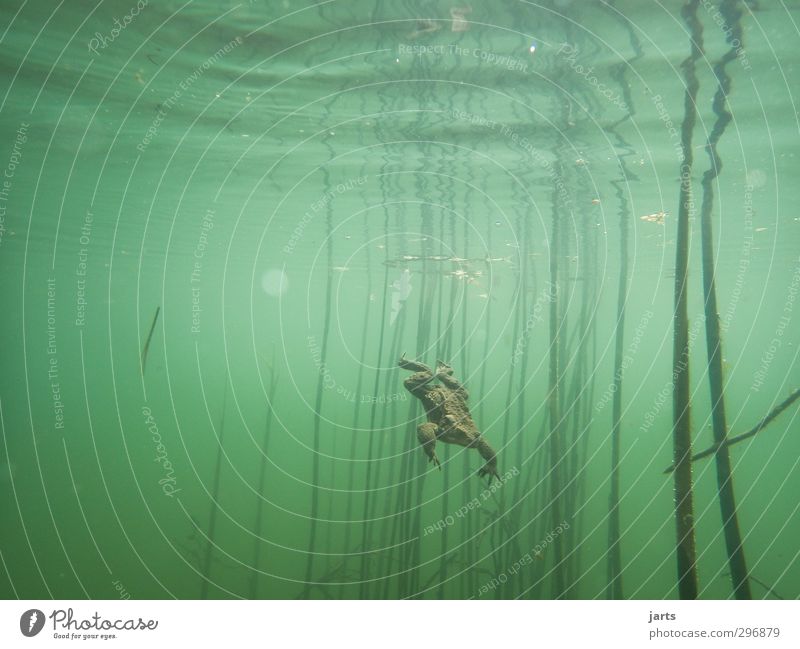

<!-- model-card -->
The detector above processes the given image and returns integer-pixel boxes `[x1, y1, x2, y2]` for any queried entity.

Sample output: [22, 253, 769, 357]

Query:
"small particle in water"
[591, 198, 601, 205]
[754, 227, 767, 232]
[529, 44, 536, 54]
[640, 211, 666, 224]
[478, 293, 490, 299]
[746, 168, 767, 189]
[495, 220, 502, 226]
[332, 266, 349, 272]
[575, 158, 587, 166]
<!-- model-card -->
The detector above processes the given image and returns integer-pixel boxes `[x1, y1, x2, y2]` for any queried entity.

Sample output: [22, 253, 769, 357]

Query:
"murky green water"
[1, 0, 799, 600]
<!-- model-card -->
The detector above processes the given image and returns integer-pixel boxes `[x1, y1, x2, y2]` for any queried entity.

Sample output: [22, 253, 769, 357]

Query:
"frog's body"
[399, 355, 499, 482]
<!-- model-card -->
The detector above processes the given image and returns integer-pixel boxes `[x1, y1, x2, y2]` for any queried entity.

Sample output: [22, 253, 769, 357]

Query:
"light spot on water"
[262, 269, 288, 297]
[746, 169, 767, 189]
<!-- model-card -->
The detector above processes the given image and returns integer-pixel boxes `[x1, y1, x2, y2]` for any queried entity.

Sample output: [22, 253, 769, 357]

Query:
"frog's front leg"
[398, 353, 432, 373]
[416, 422, 441, 470]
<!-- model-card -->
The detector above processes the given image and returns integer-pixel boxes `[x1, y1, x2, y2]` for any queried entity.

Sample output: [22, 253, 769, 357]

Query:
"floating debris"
[407, 19, 440, 39]
[450, 6, 471, 32]
[640, 211, 667, 224]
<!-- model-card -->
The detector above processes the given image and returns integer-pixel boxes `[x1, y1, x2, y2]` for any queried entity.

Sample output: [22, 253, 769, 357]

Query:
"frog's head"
[404, 372, 435, 396]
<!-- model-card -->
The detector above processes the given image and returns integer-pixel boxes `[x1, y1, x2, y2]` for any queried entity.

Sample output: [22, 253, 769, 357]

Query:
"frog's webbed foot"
[478, 462, 500, 484]
[417, 422, 441, 470]
[475, 438, 499, 484]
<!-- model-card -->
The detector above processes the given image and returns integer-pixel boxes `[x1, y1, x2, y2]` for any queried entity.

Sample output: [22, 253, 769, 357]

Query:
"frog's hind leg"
[474, 437, 500, 483]
[417, 422, 441, 470]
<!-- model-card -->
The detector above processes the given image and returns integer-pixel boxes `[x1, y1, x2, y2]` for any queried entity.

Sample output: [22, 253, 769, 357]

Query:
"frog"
[398, 354, 499, 483]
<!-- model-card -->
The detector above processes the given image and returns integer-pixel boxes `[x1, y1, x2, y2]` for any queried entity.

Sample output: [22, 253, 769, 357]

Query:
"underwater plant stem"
[140, 306, 160, 375]
[671, 0, 702, 600]
[358, 267, 390, 598]
[696, 0, 751, 597]
[699, 182, 750, 598]
[607, 178, 628, 600]
[664, 388, 800, 470]
[746, 574, 785, 600]
[304, 208, 334, 595]
[341, 233, 372, 597]
[601, 0, 644, 595]
[200, 372, 228, 599]
[547, 177, 565, 599]
[250, 359, 277, 599]
[436, 220, 457, 598]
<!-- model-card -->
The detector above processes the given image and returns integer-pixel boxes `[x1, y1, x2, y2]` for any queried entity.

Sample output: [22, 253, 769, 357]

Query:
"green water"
[1, 0, 799, 600]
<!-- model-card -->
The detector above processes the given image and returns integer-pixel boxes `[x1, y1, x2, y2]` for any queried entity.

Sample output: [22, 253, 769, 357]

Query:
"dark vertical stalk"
[672, 0, 702, 600]
[340, 215, 372, 597]
[140, 306, 160, 375]
[201, 372, 228, 599]
[250, 358, 277, 599]
[304, 188, 334, 594]
[547, 167, 565, 599]
[436, 211, 455, 598]
[607, 177, 628, 599]
[601, 0, 643, 599]
[499, 210, 524, 588]
[405, 201, 436, 597]
[358, 219, 390, 599]
[473, 215, 493, 598]
[374, 298, 408, 599]
[698, 0, 750, 599]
